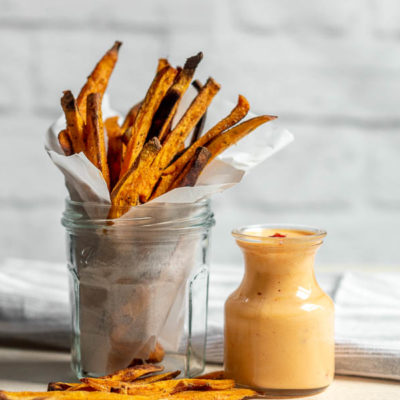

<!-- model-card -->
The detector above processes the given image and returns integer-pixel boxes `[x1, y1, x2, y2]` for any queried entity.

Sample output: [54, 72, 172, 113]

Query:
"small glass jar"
[224, 224, 334, 396]
[62, 199, 214, 379]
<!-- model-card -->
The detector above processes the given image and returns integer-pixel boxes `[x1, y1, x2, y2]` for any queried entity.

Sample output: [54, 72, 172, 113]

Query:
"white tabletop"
[0, 347, 398, 399]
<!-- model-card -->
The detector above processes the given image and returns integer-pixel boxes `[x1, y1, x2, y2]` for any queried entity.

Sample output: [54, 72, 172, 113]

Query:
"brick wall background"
[1, 0, 400, 267]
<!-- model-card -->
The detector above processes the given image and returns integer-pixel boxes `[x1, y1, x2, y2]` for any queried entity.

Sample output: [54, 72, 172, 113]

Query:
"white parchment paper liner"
[47, 91, 294, 374]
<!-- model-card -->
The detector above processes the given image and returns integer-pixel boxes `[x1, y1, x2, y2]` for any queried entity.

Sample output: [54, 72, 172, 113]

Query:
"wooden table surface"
[0, 347, 398, 399]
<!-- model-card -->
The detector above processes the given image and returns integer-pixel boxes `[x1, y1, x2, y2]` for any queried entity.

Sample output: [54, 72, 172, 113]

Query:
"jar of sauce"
[224, 224, 334, 396]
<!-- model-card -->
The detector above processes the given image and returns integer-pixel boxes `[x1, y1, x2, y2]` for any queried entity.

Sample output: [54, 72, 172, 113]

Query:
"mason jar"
[62, 199, 215, 379]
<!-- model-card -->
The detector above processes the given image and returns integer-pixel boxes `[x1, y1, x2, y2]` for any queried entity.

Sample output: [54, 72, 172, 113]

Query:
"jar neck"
[239, 242, 321, 294]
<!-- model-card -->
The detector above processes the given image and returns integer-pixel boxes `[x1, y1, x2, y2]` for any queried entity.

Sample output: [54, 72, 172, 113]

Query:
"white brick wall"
[0, 0, 399, 267]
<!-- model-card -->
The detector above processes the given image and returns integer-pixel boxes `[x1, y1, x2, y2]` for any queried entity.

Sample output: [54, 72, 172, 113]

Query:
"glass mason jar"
[62, 199, 215, 379]
[224, 224, 334, 396]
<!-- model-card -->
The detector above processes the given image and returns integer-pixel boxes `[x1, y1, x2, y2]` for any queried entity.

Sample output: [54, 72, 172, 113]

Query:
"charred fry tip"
[184, 52, 203, 70]
[192, 80, 202, 92]
[87, 92, 101, 106]
[147, 136, 162, 151]
[113, 41, 123, 51]
[61, 90, 76, 109]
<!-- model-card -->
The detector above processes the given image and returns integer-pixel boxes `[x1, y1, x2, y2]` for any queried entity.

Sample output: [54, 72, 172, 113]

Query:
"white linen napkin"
[334, 271, 400, 380]
[0, 258, 70, 348]
[0, 258, 399, 380]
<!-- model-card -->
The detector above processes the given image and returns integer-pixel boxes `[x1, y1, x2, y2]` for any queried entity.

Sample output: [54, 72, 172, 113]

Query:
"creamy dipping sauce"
[224, 225, 334, 395]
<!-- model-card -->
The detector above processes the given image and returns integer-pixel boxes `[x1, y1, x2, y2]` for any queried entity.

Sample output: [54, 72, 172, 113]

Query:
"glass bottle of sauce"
[224, 225, 334, 396]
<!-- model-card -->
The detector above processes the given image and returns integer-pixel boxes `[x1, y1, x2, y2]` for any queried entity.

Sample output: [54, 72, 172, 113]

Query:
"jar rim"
[66, 198, 209, 211]
[62, 197, 214, 233]
[232, 223, 327, 243]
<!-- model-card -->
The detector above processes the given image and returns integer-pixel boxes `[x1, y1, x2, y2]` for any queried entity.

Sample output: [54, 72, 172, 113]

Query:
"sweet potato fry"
[65, 383, 93, 392]
[120, 66, 177, 176]
[110, 138, 162, 218]
[76, 380, 111, 393]
[195, 371, 225, 380]
[81, 378, 235, 396]
[146, 342, 165, 364]
[121, 127, 133, 145]
[77, 41, 122, 120]
[156, 58, 170, 73]
[57, 129, 73, 156]
[130, 342, 165, 366]
[205, 115, 277, 161]
[151, 95, 249, 199]
[169, 389, 257, 400]
[85, 364, 164, 384]
[138, 77, 220, 203]
[85, 93, 110, 188]
[105, 116, 123, 190]
[47, 382, 76, 391]
[166, 95, 249, 174]
[133, 371, 180, 385]
[147, 52, 203, 142]
[189, 80, 207, 146]
[0, 391, 155, 400]
[121, 101, 142, 133]
[60, 90, 85, 153]
[169, 147, 211, 190]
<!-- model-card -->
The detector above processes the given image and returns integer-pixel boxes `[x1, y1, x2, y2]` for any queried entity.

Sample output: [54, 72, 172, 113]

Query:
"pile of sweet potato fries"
[0, 364, 257, 400]
[57, 41, 276, 218]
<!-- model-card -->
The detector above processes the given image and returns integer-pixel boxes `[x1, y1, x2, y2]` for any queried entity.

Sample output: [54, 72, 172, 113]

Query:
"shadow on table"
[0, 359, 75, 384]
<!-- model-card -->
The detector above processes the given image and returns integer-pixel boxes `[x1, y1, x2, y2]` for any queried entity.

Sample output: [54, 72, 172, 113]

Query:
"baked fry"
[151, 95, 249, 199]
[146, 342, 165, 364]
[60, 91, 85, 153]
[85, 93, 110, 188]
[168, 389, 257, 400]
[77, 41, 122, 120]
[80, 378, 235, 395]
[147, 52, 203, 142]
[121, 66, 177, 176]
[206, 115, 277, 161]
[167, 95, 249, 174]
[57, 129, 73, 156]
[130, 342, 165, 366]
[86, 364, 164, 384]
[170, 147, 211, 190]
[47, 382, 77, 392]
[195, 371, 225, 380]
[156, 58, 170, 73]
[105, 116, 123, 190]
[133, 371, 180, 385]
[110, 138, 162, 218]
[121, 101, 142, 133]
[189, 80, 207, 145]
[66, 383, 93, 392]
[0, 391, 154, 400]
[138, 77, 220, 203]
[121, 127, 133, 145]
